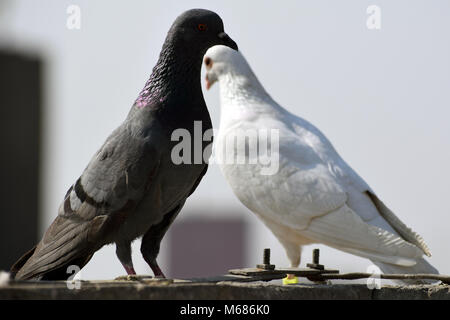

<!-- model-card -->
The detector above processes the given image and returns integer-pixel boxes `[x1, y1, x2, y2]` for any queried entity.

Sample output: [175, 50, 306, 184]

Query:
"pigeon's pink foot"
[150, 263, 166, 278]
[123, 265, 136, 275]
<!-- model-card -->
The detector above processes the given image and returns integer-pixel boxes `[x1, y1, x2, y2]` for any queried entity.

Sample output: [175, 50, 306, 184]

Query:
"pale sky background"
[1, 0, 449, 282]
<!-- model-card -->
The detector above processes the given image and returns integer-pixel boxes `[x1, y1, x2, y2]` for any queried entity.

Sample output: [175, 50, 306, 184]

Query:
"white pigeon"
[204, 45, 438, 283]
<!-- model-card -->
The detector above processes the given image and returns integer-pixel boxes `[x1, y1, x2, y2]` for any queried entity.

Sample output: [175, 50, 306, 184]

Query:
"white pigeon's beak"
[205, 73, 217, 90]
[205, 74, 211, 90]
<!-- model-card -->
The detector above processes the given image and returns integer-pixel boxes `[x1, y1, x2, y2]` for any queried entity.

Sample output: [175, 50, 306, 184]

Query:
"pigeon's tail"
[371, 258, 439, 285]
[11, 215, 107, 280]
[10, 245, 37, 279]
[11, 249, 93, 281]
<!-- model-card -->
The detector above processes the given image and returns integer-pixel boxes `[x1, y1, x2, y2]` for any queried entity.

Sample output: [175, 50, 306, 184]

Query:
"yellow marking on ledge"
[283, 276, 299, 285]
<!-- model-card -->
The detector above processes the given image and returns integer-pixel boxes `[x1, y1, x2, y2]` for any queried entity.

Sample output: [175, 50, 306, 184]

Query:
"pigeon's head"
[204, 45, 252, 90]
[167, 9, 238, 55]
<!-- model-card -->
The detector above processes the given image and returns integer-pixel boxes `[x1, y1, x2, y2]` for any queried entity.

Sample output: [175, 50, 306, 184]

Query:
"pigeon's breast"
[115, 150, 208, 242]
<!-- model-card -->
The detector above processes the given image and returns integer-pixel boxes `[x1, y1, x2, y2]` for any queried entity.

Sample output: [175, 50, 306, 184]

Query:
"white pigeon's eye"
[204, 57, 213, 69]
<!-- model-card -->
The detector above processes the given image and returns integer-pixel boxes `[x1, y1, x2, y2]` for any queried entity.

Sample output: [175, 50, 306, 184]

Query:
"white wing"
[249, 110, 429, 266]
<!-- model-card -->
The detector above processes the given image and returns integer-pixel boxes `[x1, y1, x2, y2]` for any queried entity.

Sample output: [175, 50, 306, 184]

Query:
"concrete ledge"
[1, 280, 450, 300]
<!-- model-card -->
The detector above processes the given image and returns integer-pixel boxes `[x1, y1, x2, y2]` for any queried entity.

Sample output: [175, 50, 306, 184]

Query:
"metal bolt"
[257, 248, 275, 270]
[263, 248, 271, 265]
[313, 248, 320, 264]
[307, 248, 324, 270]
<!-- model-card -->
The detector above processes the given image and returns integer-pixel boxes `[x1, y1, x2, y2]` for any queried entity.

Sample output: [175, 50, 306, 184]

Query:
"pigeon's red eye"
[197, 24, 207, 31]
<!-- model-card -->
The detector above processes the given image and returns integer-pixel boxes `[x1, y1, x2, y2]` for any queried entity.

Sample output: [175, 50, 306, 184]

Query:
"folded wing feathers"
[367, 191, 432, 257]
[302, 205, 424, 266]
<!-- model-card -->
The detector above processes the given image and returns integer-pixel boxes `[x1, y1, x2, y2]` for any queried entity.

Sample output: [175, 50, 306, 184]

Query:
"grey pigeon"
[11, 9, 238, 280]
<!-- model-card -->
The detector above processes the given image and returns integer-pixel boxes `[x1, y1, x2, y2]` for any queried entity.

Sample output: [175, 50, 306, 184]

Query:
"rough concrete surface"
[1, 279, 450, 300]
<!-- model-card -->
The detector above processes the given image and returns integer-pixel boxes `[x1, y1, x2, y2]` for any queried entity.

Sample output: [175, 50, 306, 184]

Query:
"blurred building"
[0, 50, 42, 270]
[167, 217, 247, 278]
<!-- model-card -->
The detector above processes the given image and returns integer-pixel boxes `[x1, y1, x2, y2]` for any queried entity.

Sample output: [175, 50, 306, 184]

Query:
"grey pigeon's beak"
[218, 32, 238, 51]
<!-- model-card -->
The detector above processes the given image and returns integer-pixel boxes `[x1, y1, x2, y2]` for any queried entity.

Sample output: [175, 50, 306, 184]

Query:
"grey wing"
[14, 126, 160, 280]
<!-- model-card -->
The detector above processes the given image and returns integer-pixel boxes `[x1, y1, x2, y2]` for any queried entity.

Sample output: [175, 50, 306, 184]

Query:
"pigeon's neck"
[218, 71, 282, 122]
[219, 69, 274, 104]
[133, 42, 205, 118]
